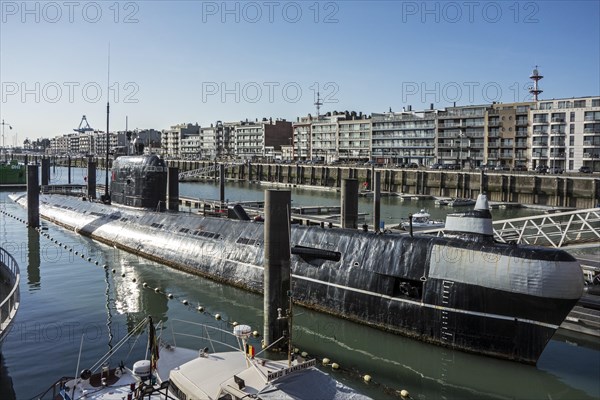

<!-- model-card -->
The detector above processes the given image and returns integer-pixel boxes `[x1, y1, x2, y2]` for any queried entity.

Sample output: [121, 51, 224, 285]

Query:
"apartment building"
[436, 105, 487, 168]
[338, 113, 371, 162]
[162, 123, 200, 158]
[486, 102, 534, 168]
[371, 107, 436, 166]
[292, 112, 371, 163]
[530, 96, 600, 171]
[292, 117, 312, 161]
[234, 119, 292, 161]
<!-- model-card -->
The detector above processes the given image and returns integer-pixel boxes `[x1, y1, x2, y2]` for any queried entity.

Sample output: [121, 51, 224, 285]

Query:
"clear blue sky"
[1, 0, 599, 142]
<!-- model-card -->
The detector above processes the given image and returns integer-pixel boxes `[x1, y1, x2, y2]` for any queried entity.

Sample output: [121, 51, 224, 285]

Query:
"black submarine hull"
[11, 192, 583, 364]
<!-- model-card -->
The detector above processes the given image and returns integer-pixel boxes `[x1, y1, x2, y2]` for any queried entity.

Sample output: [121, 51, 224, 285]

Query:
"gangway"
[423, 208, 600, 250]
[178, 161, 246, 181]
[492, 208, 600, 249]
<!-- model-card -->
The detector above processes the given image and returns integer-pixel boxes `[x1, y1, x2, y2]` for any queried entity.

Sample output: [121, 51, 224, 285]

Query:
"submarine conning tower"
[443, 194, 493, 242]
[110, 154, 168, 209]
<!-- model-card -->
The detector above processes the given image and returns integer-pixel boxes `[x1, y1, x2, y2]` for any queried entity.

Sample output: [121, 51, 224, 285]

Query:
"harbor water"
[0, 167, 599, 399]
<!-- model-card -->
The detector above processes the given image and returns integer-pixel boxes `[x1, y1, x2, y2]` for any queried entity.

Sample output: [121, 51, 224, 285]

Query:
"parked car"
[408, 162, 419, 169]
[549, 166, 564, 174]
[430, 163, 442, 169]
[494, 165, 510, 171]
[512, 165, 528, 172]
[447, 164, 461, 170]
[535, 165, 548, 174]
[579, 166, 592, 173]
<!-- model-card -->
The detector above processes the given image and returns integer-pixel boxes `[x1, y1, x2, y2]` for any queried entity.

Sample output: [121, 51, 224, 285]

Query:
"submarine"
[11, 154, 584, 364]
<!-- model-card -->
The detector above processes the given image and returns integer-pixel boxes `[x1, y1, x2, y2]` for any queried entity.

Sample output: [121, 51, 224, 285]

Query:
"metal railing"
[492, 208, 600, 249]
[0, 246, 20, 343]
[178, 161, 246, 181]
[422, 208, 600, 249]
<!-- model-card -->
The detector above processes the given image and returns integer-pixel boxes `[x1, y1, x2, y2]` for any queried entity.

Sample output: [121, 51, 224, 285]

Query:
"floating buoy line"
[1, 206, 413, 398]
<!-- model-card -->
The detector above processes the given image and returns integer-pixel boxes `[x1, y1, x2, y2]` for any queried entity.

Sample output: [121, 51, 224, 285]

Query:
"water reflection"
[114, 250, 599, 400]
[26, 229, 40, 290]
[0, 353, 16, 400]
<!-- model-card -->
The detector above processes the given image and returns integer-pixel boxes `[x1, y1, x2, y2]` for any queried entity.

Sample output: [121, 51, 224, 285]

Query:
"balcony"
[584, 127, 600, 134]
[532, 130, 548, 137]
[533, 118, 548, 124]
[583, 153, 600, 159]
[551, 117, 565, 123]
[550, 129, 565, 136]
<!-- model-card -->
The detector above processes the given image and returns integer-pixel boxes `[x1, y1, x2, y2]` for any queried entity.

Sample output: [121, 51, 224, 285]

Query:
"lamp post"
[459, 132, 465, 168]
[1, 120, 13, 155]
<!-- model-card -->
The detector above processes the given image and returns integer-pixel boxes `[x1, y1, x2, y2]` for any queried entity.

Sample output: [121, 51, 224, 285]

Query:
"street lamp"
[1, 119, 13, 154]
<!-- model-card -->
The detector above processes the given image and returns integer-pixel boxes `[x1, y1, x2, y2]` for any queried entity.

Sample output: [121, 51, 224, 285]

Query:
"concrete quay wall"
[168, 161, 599, 209]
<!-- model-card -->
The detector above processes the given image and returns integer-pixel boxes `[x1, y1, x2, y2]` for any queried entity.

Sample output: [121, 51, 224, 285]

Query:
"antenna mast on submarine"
[103, 43, 111, 204]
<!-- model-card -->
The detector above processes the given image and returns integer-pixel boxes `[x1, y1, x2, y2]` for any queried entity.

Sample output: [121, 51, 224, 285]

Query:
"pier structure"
[87, 157, 96, 199]
[263, 189, 291, 350]
[154, 160, 600, 209]
[26, 164, 39, 228]
[168, 167, 179, 211]
[341, 178, 359, 229]
[6, 154, 600, 209]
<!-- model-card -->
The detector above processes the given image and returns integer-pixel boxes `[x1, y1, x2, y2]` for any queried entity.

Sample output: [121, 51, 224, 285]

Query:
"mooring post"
[373, 171, 381, 232]
[27, 164, 40, 228]
[341, 178, 359, 229]
[41, 157, 50, 186]
[220, 163, 225, 205]
[168, 167, 179, 211]
[263, 189, 291, 351]
[87, 157, 96, 199]
[67, 156, 72, 184]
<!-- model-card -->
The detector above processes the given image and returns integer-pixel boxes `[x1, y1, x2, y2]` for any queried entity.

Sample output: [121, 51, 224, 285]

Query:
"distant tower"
[529, 66, 544, 101]
[314, 92, 323, 120]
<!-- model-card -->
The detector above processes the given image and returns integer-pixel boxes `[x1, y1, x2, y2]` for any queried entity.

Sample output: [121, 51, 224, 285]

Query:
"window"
[574, 100, 586, 108]
[570, 112, 575, 122]
[584, 111, 600, 121]
[592, 98, 600, 107]
[570, 136, 574, 146]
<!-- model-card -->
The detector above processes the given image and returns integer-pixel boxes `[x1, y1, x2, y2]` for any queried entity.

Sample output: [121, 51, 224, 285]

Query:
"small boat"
[447, 198, 476, 207]
[400, 209, 445, 230]
[44, 317, 372, 400]
[434, 198, 450, 206]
